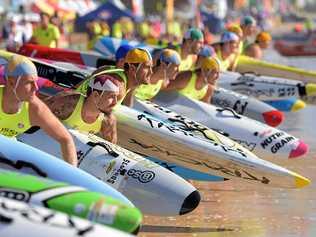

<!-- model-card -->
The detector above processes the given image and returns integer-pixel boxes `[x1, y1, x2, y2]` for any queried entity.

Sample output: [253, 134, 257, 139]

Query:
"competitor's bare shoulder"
[44, 91, 81, 120]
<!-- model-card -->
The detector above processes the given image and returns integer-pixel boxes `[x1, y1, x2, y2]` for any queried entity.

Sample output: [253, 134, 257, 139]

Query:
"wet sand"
[139, 52, 316, 237]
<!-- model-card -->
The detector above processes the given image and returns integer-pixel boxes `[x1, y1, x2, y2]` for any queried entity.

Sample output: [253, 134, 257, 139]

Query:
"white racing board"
[218, 71, 316, 102]
[0, 197, 133, 237]
[18, 129, 200, 216]
[114, 104, 310, 189]
[212, 87, 284, 127]
[0, 135, 131, 206]
[153, 92, 309, 161]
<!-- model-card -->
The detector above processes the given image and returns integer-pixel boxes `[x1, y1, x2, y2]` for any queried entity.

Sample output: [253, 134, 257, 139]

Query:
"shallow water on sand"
[139, 51, 316, 237]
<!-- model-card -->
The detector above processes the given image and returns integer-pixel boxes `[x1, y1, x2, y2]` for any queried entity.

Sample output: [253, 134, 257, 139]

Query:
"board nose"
[289, 140, 309, 159]
[179, 190, 201, 215]
[132, 225, 141, 235]
[262, 110, 284, 127]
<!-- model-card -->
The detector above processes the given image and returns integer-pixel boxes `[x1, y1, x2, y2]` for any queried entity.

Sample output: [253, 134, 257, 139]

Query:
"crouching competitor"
[177, 28, 204, 71]
[88, 47, 154, 107]
[134, 48, 181, 101]
[164, 56, 221, 103]
[45, 70, 121, 144]
[1, 55, 77, 166]
[244, 31, 272, 59]
[214, 31, 240, 72]
[47, 47, 154, 143]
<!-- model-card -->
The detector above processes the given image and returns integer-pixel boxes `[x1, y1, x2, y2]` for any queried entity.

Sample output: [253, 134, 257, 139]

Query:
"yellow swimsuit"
[63, 95, 104, 134]
[178, 72, 208, 100]
[0, 86, 31, 137]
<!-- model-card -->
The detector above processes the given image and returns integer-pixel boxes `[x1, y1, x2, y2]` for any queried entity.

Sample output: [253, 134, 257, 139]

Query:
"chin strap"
[201, 69, 208, 84]
[134, 63, 143, 85]
[10, 76, 23, 109]
[93, 89, 106, 113]
[163, 68, 167, 82]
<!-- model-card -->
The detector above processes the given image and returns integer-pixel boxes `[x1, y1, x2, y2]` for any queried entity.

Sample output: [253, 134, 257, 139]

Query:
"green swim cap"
[241, 16, 256, 26]
[184, 28, 204, 41]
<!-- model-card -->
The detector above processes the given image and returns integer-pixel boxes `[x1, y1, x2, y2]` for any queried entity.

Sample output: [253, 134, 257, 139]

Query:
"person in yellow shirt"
[194, 45, 216, 69]
[1, 55, 77, 166]
[112, 20, 123, 39]
[99, 21, 110, 36]
[45, 70, 120, 144]
[138, 21, 150, 41]
[30, 12, 60, 48]
[120, 17, 134, 40]
[134, 49, 181, 101]
[86, 21, 102, 50]
[240, 16, 257, 50]
[164, 57, 220, 103]
[177, 28, 204, 71]
[77, 47, 153, 108]
[48, 48, 153, 141]
[214, 31, 240, 71]
[244, 31, 272, 59]
[226, 24, 244, 55]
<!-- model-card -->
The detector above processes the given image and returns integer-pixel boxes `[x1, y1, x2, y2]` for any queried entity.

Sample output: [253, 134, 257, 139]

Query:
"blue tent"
[75, 1, 142, 32]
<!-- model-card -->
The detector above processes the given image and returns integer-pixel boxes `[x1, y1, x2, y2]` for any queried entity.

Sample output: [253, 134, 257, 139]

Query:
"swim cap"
[5, 55, 37, 78]
[125, 47, 152, 64]
[89, 74, 119, 93]
[184, 28, 204, 41]
[241, 16, 256, 26]
[226, 24, 243, 36]
[221, 31, 239, 43]
[256, 31, 272, 43]
[159, 49, 181, 65]
[200, 57, 220, 71]
[198, 45, 216, 57]
[115, 44, 134, 61]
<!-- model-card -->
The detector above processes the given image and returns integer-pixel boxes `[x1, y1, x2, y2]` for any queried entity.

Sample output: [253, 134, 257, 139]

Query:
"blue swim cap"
[198, 45, 216, 57]
[221, 31, 239, 43]
[159, 49, 181, 65]
[5, 55, 37, 78]
[115, 44, 134, 61]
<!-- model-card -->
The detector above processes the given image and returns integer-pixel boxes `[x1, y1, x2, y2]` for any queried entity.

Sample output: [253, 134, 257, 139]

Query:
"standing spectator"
[112, 19, 122, 39]
[51, 11, 64, 34]
[99, 21, 110, 36]
[20, 17, 33, 43]
[5, 17, 24, 52]
[30, 12, 60, 48]
[86, 20, 101, 50]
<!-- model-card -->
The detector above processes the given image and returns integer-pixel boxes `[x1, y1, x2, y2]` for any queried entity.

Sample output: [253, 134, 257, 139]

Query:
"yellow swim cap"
[256, 32, 272, 43]
[125, 48, 152, 64]
[227, 24, 243, 37]
[200, 57, 220, 71]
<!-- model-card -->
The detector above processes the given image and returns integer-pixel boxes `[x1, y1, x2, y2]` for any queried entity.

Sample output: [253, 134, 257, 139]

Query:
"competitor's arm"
[100, 113, 117, 144]
[244, 44, 262, 60]
[229, 52, 239, 72]
[163, 71, 191, 91]
[201, 85, 215, 103]
[122, 88, 136, 107]
[29, 97, 78, 166]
